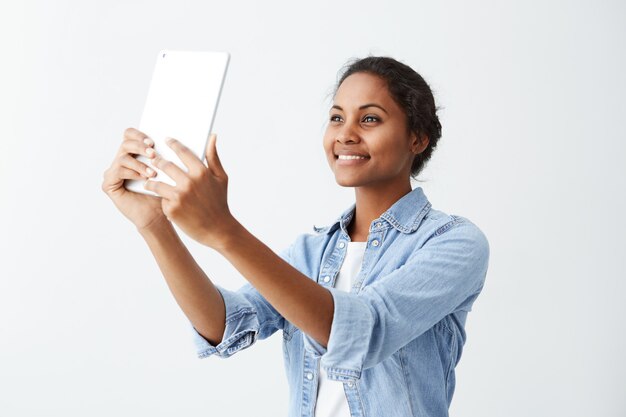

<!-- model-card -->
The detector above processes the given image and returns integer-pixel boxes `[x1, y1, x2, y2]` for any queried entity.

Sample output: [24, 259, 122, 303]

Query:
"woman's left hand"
[143, 133, 237, 249]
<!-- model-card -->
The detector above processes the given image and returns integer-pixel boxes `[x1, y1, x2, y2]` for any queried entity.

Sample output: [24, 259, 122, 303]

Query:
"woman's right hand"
[102, 127, 169, 230]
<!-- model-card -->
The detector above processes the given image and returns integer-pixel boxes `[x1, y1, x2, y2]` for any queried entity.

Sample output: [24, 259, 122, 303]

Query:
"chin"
[334, 175, 366, 188]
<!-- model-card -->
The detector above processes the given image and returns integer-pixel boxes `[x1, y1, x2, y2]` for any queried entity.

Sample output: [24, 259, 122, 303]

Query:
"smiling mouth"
[334, 155, 371, 166]
[335, 155, 371, 160]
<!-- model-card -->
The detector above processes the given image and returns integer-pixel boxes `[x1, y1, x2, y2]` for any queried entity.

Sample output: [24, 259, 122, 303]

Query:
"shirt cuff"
[302, 287, 373, 381]
[190, 285, 260, 359]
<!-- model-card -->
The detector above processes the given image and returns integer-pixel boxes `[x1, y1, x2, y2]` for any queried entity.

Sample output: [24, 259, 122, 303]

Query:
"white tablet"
[125, 49, 230, 196]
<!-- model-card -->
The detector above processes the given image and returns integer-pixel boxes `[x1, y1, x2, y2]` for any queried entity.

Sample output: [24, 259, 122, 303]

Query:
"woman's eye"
[329, 115, 342, 122]
[363, 115, 379, 123]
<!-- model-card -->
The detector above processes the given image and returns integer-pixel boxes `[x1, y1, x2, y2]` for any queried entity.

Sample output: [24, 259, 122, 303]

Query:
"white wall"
[1, 0, 624, 416]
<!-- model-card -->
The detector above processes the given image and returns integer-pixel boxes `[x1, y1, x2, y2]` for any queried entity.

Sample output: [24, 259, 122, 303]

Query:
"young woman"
[102, 56, 490, 417]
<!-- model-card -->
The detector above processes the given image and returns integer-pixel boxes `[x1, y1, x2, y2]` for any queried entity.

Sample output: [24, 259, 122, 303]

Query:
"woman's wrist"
[210, 216, 245, 254]
[136, 214, 174, 238]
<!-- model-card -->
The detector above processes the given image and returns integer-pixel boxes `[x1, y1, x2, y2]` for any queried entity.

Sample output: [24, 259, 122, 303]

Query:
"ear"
[410, 132, 429, 155]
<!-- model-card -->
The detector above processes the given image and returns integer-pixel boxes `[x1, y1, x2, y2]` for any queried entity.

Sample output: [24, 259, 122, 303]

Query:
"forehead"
[333, 72, 394, 107]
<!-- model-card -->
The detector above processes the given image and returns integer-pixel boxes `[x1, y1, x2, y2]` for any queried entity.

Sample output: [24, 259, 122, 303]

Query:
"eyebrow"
[331, 103, 389, 115]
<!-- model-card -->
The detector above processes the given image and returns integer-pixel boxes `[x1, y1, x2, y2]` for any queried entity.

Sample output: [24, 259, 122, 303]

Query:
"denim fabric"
[189, 186, 490, 417]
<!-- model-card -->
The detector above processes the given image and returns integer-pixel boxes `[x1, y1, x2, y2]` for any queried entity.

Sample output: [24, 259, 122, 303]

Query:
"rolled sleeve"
[190, 243, 294, 359]
[304, 218, 490, 381]
[190, 285, 260, 359]
[303, 287, 373, 381]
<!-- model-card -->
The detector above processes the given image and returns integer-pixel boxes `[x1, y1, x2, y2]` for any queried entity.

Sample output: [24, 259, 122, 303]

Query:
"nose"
[335, 121, 361, 144]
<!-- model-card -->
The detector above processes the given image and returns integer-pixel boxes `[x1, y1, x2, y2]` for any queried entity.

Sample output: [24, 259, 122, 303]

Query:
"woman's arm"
[214, 219, 335, 348]
[137, 215, 226, 346]
[142, 135, 335, 348]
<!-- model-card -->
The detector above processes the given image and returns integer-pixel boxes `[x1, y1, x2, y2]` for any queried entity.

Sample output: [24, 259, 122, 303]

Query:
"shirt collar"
[314, 187, 432, 235]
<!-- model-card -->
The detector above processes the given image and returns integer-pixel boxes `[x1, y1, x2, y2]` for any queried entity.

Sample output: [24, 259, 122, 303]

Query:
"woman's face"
[323, 72, 424, 188]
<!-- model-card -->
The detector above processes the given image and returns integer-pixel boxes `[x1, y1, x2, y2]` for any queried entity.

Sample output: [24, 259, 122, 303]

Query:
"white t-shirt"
[314, 241, 367, 417]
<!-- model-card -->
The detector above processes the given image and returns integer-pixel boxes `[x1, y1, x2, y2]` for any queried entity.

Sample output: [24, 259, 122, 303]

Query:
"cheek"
[322, 132, 333, 153]
[371, 146, 406, 169]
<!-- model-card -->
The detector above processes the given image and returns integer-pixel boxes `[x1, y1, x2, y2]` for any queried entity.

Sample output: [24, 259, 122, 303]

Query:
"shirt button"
[306, 372, 314, 380]
[375, 222, 382, 228]
[323, 276, 331, 283]
[372, 239, 379, 247]
[347, 381, 354, 388]
[338, 242, 345, 249]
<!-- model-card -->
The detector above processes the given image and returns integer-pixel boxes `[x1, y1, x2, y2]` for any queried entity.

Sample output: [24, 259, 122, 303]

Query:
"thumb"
[205, 133, 226, 178]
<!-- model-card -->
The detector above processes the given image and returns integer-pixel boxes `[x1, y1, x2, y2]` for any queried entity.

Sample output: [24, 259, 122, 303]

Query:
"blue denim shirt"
[189, 186, 490, 417]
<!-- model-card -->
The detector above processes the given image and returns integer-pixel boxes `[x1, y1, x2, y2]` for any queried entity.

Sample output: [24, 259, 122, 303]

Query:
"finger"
[102, 166, 143, 193]
[116, 166, 148, 181]
[205, 133, 227, 178]
[116, 136, 155, 159]
[150, 154, 189, 185]
[143, 178, 176, 199]
[123, 127, 150, 142]
[117, 154, 157, 178]
[165, 137, 205, 177]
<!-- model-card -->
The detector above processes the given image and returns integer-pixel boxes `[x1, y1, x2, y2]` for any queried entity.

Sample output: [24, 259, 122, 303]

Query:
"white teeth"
[338, 155, 368, 160]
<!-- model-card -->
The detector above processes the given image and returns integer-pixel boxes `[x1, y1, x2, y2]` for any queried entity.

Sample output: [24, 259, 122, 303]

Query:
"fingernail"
[146, 167, 154, 176]
[146, 147, 155, 156]
[143, 137, 153, 146]
[166, 137, 175, 144]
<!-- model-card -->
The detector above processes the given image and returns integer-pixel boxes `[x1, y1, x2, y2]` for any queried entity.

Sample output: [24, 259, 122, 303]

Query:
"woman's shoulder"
[422, 208, 490, 257]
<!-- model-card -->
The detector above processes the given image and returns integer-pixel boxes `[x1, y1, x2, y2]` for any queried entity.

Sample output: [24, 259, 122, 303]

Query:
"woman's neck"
[348, 181, 413, 242]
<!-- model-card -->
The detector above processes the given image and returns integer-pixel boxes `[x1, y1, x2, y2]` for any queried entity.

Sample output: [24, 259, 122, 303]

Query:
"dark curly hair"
[334, 56, 442, 180]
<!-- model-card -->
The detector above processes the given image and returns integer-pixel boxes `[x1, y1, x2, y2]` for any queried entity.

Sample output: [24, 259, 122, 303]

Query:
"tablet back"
[125, 49, 230, 196]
